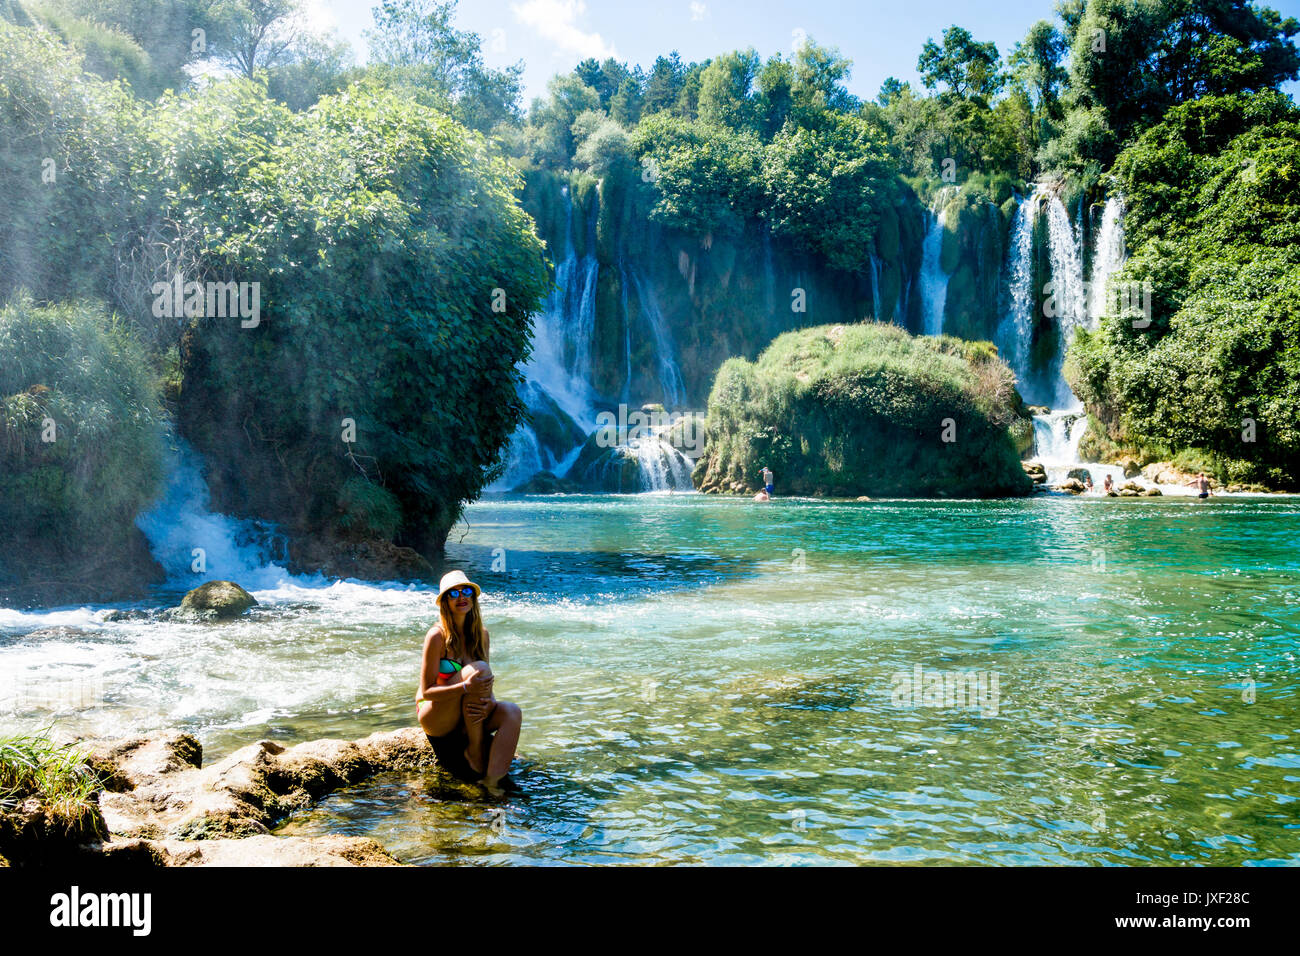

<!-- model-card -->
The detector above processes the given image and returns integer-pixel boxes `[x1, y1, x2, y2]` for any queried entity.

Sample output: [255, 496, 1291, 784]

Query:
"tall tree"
[918, 26, 1003, 100]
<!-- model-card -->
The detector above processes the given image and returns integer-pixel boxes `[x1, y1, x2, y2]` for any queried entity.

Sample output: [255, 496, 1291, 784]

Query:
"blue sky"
[304, 0, 1300, 105]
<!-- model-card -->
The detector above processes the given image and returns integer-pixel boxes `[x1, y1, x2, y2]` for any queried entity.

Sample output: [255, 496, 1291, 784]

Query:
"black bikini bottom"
[426, 728, 485, 783]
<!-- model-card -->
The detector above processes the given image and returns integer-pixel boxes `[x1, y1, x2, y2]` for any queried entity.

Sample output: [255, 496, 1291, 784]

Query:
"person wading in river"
[761, 465, 774, 497]
[416, 571, 522, 790]
[1187, 473, 1213, 499]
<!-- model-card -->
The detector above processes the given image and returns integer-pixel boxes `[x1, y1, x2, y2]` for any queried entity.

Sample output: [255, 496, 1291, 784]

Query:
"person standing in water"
[1187, 473, 1213, 498]
[416, 571, 522, 790]
[761, 465, 774, 497]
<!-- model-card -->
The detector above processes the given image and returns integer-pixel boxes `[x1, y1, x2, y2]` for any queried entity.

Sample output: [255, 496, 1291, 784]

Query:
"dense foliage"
[1069, 90, 1300, 486]
[696, 323, 1033, 497]
[165, 79, 549, 551]
[0, 297, 164, 585]
[0, 7, 548, 588]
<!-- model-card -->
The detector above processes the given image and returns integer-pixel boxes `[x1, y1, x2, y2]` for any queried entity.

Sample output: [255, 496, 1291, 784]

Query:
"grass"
[0, 731, 105, 836]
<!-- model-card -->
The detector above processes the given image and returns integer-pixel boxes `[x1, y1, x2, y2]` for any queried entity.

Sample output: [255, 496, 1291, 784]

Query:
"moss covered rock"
[694, 322, 1033, 498]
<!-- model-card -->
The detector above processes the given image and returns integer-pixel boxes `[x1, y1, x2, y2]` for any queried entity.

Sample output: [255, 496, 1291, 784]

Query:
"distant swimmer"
[760, 465, 774, 497]
[1084, 475, 1094, 492]
[1103, 474, 1114, 494]
[753, 490, 771, 502]
[1187, 473, 1213, 499]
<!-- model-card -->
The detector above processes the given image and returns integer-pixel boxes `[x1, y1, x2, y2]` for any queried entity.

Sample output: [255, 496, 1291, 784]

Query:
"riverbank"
[0, 727, 446, 866]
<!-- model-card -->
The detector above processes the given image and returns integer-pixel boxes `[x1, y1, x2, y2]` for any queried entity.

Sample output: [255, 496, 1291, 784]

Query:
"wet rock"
[1067, 467, 1092, 483]
[1141, 461, 1198, 486]
[155, 834, 400, 866]
[1119, 488, 1140, 496]
[288, 538, 434, 582]
[1056, 478, 1086, 494]
[1119, 458, 1142, 478]
[1143, 487, 1163, 496]
[511, 470, 579, 494]
[177, 581, 257, 621]
[1120, 481, 1144, 493]
[86, 728, 437, 851]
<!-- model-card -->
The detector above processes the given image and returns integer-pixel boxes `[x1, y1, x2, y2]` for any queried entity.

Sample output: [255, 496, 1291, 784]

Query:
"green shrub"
[0, 296, 164, 564]
[695, 322, 1032, 497]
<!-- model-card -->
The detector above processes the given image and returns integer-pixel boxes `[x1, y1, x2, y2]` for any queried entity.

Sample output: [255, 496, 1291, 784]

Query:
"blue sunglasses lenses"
[446, 588, 474, 599]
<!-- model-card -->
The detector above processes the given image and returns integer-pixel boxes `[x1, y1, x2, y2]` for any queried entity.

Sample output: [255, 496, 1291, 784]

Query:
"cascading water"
[135, 438, 298, 590]
[996, 194, 1037, 394]
[629, 269, 686, 409]
[1032, 411, 1128, 489]
[628, 428, 695, 492]
[1089, 195, 1126, 323]
[1044, 195, 1087, 410]
[869, 253, 882, 319]
[920, 188, 955, 336]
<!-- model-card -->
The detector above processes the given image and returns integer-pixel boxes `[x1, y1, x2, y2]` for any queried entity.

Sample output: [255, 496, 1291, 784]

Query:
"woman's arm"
[417, 627, 468, 703]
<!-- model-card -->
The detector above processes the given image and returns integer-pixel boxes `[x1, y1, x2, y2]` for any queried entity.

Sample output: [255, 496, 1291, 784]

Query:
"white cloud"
[511, 0, 617, 61]
[690, 2, 708, 21]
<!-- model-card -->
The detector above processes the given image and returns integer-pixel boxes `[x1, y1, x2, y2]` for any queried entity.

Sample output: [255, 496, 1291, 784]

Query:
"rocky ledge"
[1, 728, 441, 867]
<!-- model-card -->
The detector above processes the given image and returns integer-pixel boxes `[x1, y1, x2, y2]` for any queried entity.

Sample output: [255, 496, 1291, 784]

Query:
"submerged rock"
[177, 581, 257, 620]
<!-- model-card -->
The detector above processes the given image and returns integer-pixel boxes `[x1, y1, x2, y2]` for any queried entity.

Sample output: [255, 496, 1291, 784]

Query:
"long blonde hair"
[438, 591, 486, 662]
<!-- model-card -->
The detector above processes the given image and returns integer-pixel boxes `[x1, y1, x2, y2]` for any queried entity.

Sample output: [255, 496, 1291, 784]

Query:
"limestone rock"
[177, 581, 257, 620]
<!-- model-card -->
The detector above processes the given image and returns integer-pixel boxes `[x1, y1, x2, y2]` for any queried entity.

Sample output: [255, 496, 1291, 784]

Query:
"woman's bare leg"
[460, 662, 495, 775]
[482, 700, 522, 788]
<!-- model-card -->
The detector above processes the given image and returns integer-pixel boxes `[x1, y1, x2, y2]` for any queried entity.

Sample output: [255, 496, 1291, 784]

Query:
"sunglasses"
[445, 588, 476, 600]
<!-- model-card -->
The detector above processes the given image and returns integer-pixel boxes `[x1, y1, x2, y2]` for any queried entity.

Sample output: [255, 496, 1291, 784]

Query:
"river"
[3, 494, 1298, 865]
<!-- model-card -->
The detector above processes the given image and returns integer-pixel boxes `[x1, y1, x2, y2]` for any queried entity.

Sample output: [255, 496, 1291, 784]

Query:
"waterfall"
[519, 188, 597, 427]
[136, 438, 296, 590]
[621, 418, 696, 492]
[629, 269, 686, 408]
[920, 188, 954, 336]
[1089, 195, 1126, 324]
[996, 195, 1037, 392]
[1044, 196, 1087, 410]
[629, 433, 695, 492]
[490, 188, 597, 491]
[1031, 411, 1129, 489]
[869, 253, 882, 319]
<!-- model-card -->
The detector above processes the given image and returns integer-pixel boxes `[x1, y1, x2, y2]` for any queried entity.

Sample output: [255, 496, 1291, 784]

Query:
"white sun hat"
[437, 570, 481, 602]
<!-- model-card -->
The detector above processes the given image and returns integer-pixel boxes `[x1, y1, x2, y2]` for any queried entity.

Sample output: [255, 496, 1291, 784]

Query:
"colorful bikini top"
[436, 658, 463, 684]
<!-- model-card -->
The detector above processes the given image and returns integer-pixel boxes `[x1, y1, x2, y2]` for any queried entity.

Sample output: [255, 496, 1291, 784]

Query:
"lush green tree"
[642, 52, 685, 115]
[630, 113, 763, 236]
[365, 0, 523, 132]
[525, 73, 600, 166]
[153, 78, 551, 553]
[697, 48, 760, 132]
[755, 55, 794, 135]
[1059, 0, 1300, 167]
[209, 0, 300, 77]
[1069, 89, 1300, 485]
[762, 112, 893, 271]
[265, 33, 357, 110]
[0, 296, 165, 596]
[918, 26, 1003, 100]
[1011, 19, 1067, 122]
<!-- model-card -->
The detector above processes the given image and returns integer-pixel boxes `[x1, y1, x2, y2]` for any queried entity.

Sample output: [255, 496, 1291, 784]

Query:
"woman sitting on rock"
[416, 571, 522, 790]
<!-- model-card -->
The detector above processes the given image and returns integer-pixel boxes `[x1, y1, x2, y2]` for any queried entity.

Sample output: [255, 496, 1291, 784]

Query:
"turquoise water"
[3, 494, 1298, 864]
[274, 495, 1300, 865]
